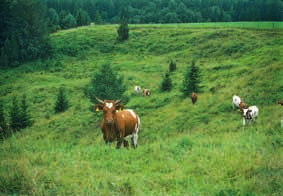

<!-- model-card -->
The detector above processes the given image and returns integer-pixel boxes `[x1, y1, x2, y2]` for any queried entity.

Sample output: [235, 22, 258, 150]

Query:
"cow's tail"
[132, 115, 140, 148]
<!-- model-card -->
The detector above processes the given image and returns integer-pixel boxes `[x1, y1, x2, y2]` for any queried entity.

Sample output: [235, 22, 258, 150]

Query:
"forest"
[0, 0, 282, 68]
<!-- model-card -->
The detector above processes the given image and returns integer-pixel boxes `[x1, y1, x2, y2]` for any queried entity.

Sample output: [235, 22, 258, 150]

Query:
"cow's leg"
[131, 133, 138, 148]
[242, 117, 246, 126]
[123, 140, 129, 148]
[116, 139, 123, 149]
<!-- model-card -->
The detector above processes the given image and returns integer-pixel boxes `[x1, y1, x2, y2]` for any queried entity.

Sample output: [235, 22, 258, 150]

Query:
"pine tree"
[76, 9, 91, 26]
[20, 94, 32, 128]
[10, 96, 22, 132]
[169, 60, 176, 72]
[182, 60, 201, 97]
[161, 72, 173, 92]
[55, 87, 69, 113]
[0, 101, 9, 139]
[95, 11, 103, 25]
[87, 63, 126, 103]
[117, 8, 129, 41]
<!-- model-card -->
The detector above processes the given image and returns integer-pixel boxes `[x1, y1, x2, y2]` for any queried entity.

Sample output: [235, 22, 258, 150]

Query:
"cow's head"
[95, 97, 124, 124]
[240, 108, 252, 120]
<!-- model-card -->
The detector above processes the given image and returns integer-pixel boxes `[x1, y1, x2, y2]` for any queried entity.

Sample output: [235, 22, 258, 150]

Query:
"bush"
[169, 60, 176, 72]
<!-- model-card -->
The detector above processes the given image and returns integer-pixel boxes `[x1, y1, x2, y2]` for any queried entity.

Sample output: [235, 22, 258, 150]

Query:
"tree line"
[45, 0, 282, 24]
[0, 0, 282, 68]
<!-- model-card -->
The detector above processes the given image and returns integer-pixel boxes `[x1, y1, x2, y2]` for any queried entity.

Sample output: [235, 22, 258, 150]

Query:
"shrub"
[169, 60, 176, 72]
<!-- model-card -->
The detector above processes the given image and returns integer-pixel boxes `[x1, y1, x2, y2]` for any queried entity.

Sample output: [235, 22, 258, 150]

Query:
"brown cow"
[191, 92, 198, 104]
[277, 100, 283, 106]
[143, 89, 151, 96]
[94, 97, 140, 149]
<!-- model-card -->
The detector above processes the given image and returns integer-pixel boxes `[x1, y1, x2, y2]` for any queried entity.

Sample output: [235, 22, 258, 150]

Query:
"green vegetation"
[0, 22, 282, 195]
[54, 86, 69, 113]
[182, 60, 201, 96]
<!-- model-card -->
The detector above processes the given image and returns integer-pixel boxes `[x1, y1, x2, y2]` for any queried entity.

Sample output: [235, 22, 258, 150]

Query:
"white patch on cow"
[106, 102, 113, 109]
[127, 109, 137, 119]
[232, 95, 241, 109]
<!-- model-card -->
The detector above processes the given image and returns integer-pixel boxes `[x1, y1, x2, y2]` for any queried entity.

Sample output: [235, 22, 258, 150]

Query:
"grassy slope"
[0, 22, 282, 195]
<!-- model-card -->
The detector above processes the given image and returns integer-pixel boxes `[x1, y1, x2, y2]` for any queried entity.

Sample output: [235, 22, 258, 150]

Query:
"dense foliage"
[44, 0, 282, 25]
[182, 60, 201, 96]
[161, 72, 173, 92]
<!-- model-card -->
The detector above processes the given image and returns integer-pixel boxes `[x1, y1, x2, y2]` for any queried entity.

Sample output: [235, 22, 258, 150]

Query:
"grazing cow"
[232, 95, 248, 110]
[94, 97, 140, 149]
[240, 105, 259, 126]
[143, 89, 151, 96]
[277, 100, 283, 106]
[191, 92, 198, 104]
[134, 86, 141, 94]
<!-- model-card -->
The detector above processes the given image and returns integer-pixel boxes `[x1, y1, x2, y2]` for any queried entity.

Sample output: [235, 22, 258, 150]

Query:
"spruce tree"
[182, 60, 201, 97]
[55, 87, 69, 113]
[87, 63, 126, 103]
[20, 94, 32, 128]
[117, 8, 129, 41]
[169, 60, 177, 72]
[10, 96, 22, 131]
[161, 72, 173, 92]
[0, 101, 8, 139]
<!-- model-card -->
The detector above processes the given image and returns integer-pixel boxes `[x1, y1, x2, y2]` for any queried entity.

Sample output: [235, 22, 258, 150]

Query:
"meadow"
[0, 22, 282, 195]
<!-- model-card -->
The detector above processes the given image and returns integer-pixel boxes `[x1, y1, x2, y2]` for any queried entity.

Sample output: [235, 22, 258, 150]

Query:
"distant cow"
[134, 86, 141, 94]
[277, 100, 283, 106]
[191, 92, 198, 104]
[240, 105, 259, 126]
[232, 95, 248, 110]
[143, 89, 151, 96]
[94, 97, 140, 149]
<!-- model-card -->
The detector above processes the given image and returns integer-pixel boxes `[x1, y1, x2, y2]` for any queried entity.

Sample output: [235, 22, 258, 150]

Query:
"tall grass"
[0, 22, 282, 195]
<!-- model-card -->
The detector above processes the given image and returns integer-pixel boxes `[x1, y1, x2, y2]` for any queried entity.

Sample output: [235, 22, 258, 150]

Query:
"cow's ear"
[95, 104, 103, 112]
[116, 105, 124, 111]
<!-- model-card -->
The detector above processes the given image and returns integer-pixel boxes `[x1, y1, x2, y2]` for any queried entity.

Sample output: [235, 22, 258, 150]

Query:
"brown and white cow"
[94, 97, 140, 149]
[191, 92, 198, 104]
[143, 89, 151, 96]
[277, 100, 283, 106]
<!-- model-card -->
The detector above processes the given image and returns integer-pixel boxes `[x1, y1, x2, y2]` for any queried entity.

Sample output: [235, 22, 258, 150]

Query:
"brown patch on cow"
[191, 92, 198, 104]
[94, 98, 139, 149]
[143, 89, 151, 96]
[239, 101, 249, 110]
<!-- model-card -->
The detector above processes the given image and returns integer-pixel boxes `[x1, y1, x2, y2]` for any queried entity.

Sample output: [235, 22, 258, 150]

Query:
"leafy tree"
[55, 86, 69, 113]
[160, 72, 173, 92]
[182, 60, 201, 97]
[59, 10, 77, 29]
[87, 63, 126, 103]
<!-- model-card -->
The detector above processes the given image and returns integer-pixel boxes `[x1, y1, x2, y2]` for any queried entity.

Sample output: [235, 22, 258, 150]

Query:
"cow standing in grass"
[191, 92, 198, 104]
[94, 97, 140, 149]
[232, 95, 249, 110]
[240, 105, 259, 126]
[143, 89, 151, 96]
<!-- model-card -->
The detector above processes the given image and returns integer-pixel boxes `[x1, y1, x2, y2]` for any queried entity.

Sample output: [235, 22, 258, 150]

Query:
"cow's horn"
[115, 98, 122, 105]
[95, 96, 104, 104]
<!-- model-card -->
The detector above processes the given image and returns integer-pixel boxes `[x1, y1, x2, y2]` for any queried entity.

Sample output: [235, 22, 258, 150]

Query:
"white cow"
[232, 95, 242, 109]
[134, 86, 141, 94]
[241, 105, 259, 126]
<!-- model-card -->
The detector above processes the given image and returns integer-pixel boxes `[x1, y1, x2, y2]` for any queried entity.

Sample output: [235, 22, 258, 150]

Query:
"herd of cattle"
[94, 86, 282, 149]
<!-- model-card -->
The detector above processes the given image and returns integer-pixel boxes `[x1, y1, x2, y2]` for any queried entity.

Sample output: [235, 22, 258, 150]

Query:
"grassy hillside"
[0, 22, 282, 195]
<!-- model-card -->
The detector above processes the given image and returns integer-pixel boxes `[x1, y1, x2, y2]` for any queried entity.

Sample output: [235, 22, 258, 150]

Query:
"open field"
[0, 22, 282, 195]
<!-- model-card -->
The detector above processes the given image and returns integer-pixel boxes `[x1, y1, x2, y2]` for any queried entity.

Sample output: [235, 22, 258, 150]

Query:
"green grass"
[0, 22, 282, 195]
